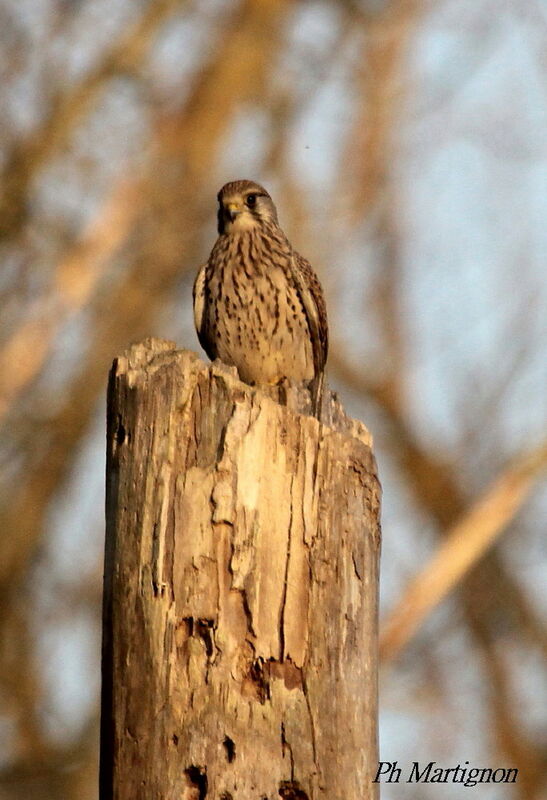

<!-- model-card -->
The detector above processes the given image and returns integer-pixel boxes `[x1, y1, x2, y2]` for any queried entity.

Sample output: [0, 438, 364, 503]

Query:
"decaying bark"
[101, 338, 381, 800]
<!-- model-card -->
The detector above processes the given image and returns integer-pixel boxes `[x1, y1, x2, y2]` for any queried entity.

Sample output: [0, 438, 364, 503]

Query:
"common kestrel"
[193, 180, 328, 417]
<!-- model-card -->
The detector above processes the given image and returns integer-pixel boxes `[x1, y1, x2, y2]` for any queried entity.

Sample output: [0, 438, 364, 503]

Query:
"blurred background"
[0, 0, 546, 798]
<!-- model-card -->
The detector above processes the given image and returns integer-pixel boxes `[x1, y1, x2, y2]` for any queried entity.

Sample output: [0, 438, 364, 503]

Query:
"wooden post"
[101, 338, 381, 800]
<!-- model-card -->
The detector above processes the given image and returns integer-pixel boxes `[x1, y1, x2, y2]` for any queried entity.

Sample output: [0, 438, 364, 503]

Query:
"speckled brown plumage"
[193, 180, 328, 416]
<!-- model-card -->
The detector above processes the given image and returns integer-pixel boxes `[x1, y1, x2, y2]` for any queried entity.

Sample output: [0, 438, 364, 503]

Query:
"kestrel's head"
[217, 180, 278, 234]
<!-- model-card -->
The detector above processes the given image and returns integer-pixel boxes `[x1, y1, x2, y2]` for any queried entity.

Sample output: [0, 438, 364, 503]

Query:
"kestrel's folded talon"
[193, 180, 328, 419]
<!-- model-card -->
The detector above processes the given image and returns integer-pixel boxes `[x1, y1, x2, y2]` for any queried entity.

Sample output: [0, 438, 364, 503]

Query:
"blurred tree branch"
[0, 0, 183, 239]
[0, 714, 99, 800]
[0, 180, 140, 420]
[464, 603, 546, 800]
[330, 347, 547, 660]
[347, 0, 422, 217]
[380, 442, 547, 662]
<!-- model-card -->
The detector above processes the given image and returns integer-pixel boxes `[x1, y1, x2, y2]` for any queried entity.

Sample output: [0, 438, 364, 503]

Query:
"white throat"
[226, 212, 260, 233]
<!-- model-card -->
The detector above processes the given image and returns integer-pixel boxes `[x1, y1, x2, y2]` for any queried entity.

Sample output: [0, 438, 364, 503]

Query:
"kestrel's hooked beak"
[226, 201, 242, 221]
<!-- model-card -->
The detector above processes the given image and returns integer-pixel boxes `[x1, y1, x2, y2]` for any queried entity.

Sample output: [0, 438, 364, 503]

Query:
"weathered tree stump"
[101, 338, 381, 800]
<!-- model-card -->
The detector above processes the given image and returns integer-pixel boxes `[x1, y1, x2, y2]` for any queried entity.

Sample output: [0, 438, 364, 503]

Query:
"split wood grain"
[101, 338, 381, 800]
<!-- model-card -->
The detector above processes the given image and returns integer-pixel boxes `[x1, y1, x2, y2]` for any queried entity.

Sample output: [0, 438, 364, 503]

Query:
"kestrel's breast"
[204, 233, 315, 385]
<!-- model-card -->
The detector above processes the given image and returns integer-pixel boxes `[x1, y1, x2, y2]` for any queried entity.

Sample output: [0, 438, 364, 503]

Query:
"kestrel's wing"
[193, 262, 215, 359]
[290, 251, 329, 419]
[291, 250, 329, 377]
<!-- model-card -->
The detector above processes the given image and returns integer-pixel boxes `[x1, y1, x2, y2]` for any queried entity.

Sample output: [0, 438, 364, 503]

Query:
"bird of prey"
[193, 180, 328, 418]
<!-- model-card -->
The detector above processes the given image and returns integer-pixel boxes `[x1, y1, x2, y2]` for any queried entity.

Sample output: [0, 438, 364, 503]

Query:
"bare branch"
[329, 346, 547, 658]
[0, 181, 140, 420]
[380, 443, 547, 662]
[0, 0, 184, 239]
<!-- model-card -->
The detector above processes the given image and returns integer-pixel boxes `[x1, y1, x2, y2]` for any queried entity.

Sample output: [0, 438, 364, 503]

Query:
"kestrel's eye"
[246, 194, 257, 207]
